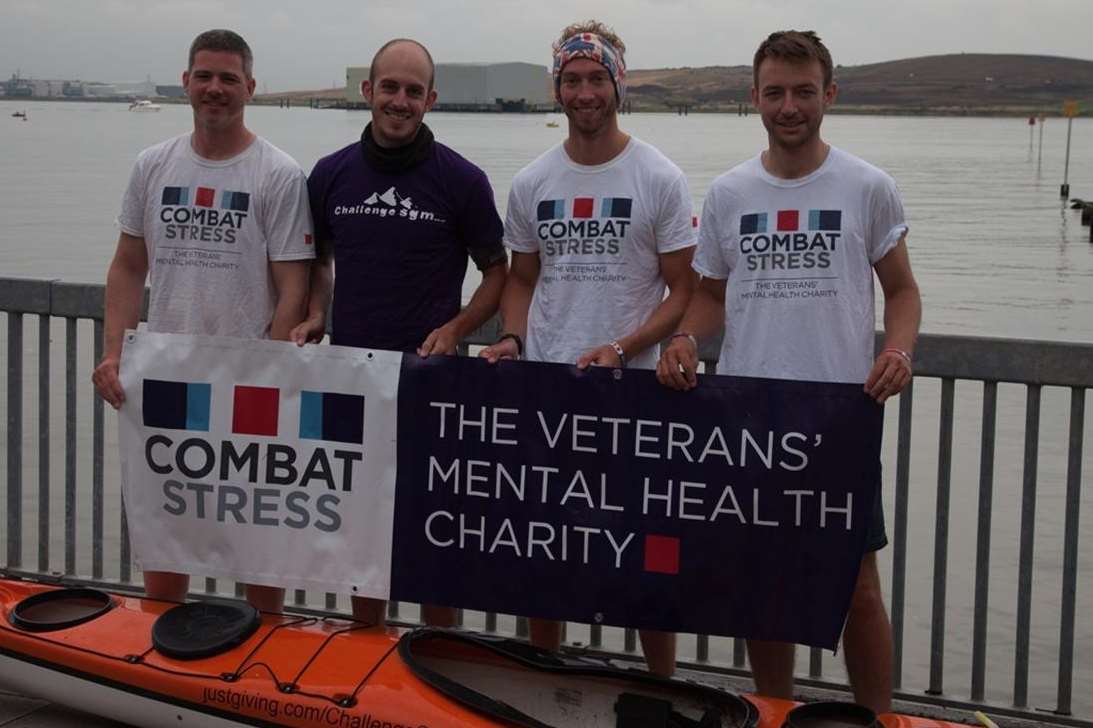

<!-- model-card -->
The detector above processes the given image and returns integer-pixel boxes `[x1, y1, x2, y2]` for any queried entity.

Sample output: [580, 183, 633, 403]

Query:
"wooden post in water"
[1028, 116, 1035, 153]
[1061, 100, 1079, 197]
[1037, 115, 1046, 169]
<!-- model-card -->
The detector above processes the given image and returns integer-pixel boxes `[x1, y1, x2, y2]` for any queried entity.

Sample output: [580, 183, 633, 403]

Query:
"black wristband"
[496, 332, 524, 357]
[608, 340, 627, 368]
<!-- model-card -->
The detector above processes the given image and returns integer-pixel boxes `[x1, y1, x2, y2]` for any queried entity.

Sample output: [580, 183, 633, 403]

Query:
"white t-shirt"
[504, 138, 696, 369]
[118, 134, 314, 338]
[693, 147, 908, 383]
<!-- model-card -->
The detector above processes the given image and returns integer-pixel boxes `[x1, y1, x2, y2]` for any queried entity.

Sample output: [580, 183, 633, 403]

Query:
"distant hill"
[624, 54, 1093, 114]
[258, 53, 1093, 115]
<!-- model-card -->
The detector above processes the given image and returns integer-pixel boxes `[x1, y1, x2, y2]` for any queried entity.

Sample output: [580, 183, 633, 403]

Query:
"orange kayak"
[0, 577, 973, 728]
[0, 576, 756, 727]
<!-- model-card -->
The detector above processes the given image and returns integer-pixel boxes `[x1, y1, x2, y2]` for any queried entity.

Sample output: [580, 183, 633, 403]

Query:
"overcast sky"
[3, 0, 1092, 91]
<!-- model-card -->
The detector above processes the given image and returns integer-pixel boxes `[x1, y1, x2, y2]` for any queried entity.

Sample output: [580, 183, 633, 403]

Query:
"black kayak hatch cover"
[152, 599, 261, 660]
[9, 587, 115, 632]
[783, 701, 880, 728]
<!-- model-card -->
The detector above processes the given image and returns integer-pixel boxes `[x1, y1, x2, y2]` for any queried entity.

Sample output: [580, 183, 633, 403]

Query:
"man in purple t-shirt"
[292, 38, 507, 626]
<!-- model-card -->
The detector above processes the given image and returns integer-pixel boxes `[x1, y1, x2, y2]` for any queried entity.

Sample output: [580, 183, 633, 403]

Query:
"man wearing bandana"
[480, 20, 697, 677]
[297, 38, 508, 626]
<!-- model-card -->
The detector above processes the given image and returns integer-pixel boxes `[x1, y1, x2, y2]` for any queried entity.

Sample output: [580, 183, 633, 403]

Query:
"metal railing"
[1, 275, 1089, 726]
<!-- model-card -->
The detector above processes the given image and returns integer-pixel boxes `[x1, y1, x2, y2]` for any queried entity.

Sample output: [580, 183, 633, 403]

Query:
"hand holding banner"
[390, 355, 882, 649]
[118, 331, 401, 597]
[118, 332, 883, 649]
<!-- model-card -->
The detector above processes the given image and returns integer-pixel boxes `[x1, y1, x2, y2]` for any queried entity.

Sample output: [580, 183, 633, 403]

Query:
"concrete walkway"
[0, 687, 129, 727]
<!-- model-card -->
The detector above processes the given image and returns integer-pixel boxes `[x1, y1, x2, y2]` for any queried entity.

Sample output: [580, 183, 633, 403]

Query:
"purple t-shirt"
[309, 140, 504, 351]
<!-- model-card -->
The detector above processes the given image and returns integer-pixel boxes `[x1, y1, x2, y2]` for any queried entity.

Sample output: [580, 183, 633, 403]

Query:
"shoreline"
[1, 96, 1080, 118]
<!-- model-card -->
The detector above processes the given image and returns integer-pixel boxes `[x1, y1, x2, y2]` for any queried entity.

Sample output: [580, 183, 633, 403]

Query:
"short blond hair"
[556, 20, 626, 55]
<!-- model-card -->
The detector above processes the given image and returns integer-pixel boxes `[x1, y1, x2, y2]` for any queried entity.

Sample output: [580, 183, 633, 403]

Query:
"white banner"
[117, 331, 400, 597]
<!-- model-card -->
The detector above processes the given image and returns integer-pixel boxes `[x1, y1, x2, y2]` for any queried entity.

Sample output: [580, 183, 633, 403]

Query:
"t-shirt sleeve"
[867, 174, 908, 264]
[459, 168, 506, 271]
[265, 166, 316, 262]
[117, 154, 148, 237]
[692, 185, 730, 279]
[654, 171, 697, 253]
[502, 175, 539, 253]
[307, 160, 332, 250]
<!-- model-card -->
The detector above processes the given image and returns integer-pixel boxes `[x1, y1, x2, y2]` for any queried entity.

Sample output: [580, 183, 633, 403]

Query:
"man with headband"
[297, 38, 508, 627]
[480, 20, 697, 677]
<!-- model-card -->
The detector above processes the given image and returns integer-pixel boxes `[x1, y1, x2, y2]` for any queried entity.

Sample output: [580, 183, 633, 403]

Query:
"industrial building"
[345, 62, 552, 111]
[2, 74, 161, 99]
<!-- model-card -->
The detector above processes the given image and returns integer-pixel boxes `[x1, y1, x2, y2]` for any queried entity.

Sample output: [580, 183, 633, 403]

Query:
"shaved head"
[370, 38, 435, 91]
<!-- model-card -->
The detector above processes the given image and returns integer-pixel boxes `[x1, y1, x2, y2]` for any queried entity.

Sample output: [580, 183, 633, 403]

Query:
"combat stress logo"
[140, 379, 364, 533]
[334, 186, 444, 223]
[739, 209, 841, 271]
[536, 196, 632, 257]
[160, 185, 250, 243]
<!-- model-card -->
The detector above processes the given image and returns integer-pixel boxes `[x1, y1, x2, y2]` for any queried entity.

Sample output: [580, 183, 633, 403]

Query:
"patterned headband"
[552, 32, 627, 104]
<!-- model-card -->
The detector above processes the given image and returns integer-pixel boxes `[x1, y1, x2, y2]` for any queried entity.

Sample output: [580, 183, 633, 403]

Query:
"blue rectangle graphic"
[300, 391, 364, 444]
[809, 209, 842, 231]
[299, 390, 323, 440]
[740, 212, 768, 235]
[143, 379, 209, 431]
[536, 199, 566, 221]
[185, 383, 211, 431]
[161, 187, 190, 206]
[600, 197, 633, 219]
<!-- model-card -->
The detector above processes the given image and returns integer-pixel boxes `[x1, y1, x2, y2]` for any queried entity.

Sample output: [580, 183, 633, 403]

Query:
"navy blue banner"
[390, 356, 882, 650]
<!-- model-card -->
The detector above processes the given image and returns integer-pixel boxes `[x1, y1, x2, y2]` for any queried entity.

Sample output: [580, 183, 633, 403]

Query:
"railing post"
[38, 314, 51, 573]
[92, 320, 104, 579]
[1014, 385, 1042, 708]
[6, 312, 24, 568]
[64, 317, 77, 575]
[891, 380, 913, 690]
[1056, 388, 1084, 716]
[927, 378, 955, 695]
[971, 381, 997, 701]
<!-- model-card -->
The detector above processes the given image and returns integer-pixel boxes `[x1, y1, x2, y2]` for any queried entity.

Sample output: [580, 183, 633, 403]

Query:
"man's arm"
[576, 246, 697, 369]
[418, 259, 508, 357]
[656, 275, 727, 391]
[269, 259, 311, 341]
[479, 251, 539, 362]
[92, 232, 149, 408]
[865, 235, 921, 403]
[290, 243, 332, 345]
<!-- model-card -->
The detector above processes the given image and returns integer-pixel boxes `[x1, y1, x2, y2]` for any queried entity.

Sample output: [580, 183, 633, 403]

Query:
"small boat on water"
[0, 576, 973, 728]
[11, 110, 27, 119]
[129, 100, 162, 112]
[545, 120, 559, 127]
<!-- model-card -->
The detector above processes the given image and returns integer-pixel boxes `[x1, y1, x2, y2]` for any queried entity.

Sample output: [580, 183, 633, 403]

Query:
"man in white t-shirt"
[92, 29, 314, 611]
[657, 31, 921, 712]
[480, 20, 697, 677]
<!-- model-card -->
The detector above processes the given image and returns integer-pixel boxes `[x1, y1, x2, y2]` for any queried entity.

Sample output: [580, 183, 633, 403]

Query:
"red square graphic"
[573, 197, 594, 218]
[776, 209, 799, 231]
[232, 385, 280, 436]
[304, 234, 313, 245]
[195, 186, 216, 208]
[643, 534, 680, 575]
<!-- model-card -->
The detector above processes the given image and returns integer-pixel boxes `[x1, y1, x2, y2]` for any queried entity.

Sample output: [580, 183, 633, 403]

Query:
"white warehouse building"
[345, 62, 552, 111]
